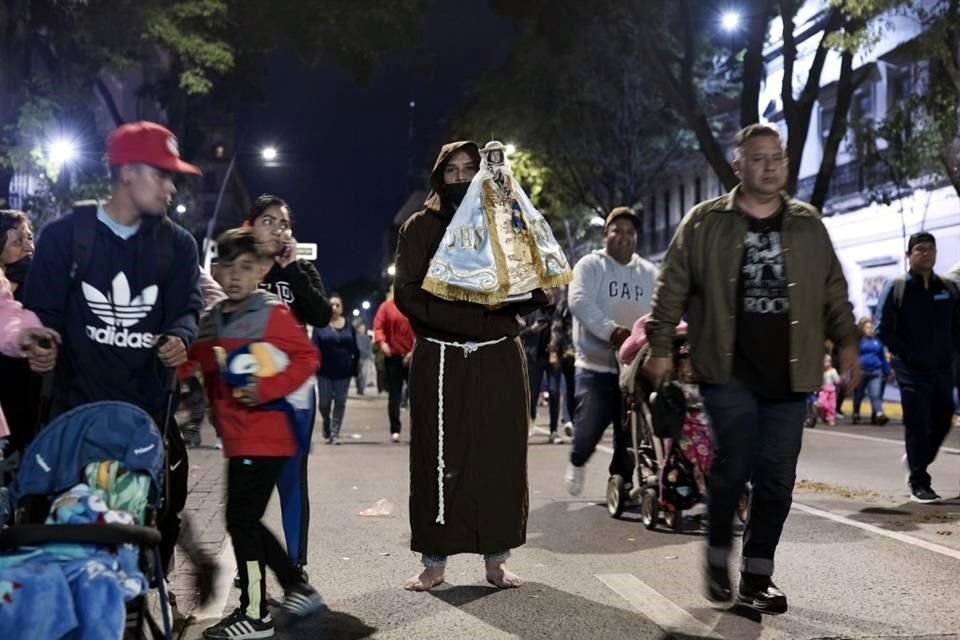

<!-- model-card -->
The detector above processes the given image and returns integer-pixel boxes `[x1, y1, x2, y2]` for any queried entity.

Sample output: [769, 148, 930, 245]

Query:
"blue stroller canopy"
[14, 401, 164, 504]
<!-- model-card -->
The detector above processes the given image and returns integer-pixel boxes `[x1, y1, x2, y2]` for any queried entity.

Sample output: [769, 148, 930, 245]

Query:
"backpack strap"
[69, 201, 100, 285]
[893, 276, 906, 309]
[70, 202, 176, 286]
[152, 215, 176, 285]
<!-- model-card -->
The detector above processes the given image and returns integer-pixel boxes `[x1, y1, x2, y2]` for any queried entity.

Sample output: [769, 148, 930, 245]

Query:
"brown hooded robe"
[395, 141, 548, 556]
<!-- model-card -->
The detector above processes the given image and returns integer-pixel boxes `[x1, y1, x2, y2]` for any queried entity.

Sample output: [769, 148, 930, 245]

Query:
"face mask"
[442, 182, 470, 206]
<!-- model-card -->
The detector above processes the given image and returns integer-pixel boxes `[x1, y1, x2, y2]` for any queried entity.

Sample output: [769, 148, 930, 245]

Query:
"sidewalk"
[167, 419, 229, 635]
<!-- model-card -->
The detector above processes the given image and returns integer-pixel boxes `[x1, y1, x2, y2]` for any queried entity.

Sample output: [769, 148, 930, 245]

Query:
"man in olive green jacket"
[644, 124, 860, 615]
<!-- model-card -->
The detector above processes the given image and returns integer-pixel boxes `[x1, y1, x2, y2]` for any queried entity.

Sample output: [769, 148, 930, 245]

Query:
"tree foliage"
[457, 0, 690, 234]
[0, 0, 430, 221]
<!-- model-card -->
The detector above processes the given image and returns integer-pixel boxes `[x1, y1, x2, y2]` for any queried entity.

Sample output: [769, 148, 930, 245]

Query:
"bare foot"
[403, 567, 445, 592]
[485, 562, 523, 589]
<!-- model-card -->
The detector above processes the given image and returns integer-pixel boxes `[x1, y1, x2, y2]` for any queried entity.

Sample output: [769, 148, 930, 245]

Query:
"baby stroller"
[610, 316, 751, 532]
[0, 400, 175, 640]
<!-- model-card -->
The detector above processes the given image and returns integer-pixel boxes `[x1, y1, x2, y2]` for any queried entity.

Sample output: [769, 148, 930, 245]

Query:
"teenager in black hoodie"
[243, 194, 332, 577]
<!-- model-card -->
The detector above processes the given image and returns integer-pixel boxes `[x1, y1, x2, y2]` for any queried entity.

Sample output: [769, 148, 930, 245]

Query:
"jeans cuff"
[740, 556, 774, 576]
[422, 554, 447, 568]
[483, 550, 511, 564]
[706, 546, 731, 569]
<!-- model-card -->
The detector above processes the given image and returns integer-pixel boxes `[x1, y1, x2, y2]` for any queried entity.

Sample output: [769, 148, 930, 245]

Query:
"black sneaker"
[910, 487, 942, 504]
[872, 413, 889, 426]
[851, 414, 861, 425]
[281, 583, 325, 622]
[705, 564, 732, 604]
[736, 574, 787, 615]
[203, 608, 274, 639]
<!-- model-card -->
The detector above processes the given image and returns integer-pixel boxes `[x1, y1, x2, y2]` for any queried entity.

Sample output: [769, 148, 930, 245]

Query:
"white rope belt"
[423, 335, 509, 525]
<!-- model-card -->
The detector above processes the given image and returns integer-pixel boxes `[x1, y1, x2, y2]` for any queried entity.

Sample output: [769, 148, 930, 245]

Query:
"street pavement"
[176, 391, 960, 640]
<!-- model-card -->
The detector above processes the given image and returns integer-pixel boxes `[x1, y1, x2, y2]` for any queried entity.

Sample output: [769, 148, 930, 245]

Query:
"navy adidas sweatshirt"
[23, 210, 203, 419]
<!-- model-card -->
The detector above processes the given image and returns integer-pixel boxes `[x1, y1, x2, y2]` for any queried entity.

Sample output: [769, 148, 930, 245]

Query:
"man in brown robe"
[395, 141, 548, 591]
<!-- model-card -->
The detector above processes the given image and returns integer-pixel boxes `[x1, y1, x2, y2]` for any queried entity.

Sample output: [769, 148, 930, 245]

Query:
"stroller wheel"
[640, 488, 659, 530]
[736, 484, 752, 523]
[663, 509, 683, 532]
[607, 475, 627, 518]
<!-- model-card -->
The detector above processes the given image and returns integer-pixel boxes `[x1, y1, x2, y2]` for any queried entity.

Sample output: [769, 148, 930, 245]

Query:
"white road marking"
[591, 437, 960, 563]
[805, 428, 960, 454]
[596, 573, 722, 639]
[190, 536, 236, 621]
[791, 502, 960, 562]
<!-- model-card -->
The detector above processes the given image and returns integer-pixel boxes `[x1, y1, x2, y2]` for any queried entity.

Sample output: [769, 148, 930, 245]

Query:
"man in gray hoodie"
[564, 206, 659, 495]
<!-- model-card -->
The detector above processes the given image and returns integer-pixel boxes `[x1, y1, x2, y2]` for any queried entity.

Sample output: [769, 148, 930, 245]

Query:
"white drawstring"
[424, 336, 508, 525]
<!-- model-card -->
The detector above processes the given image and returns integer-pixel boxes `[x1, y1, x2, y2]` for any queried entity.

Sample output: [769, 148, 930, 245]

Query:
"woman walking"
[852, 318, 890, 425]
[313, 294, 359, 444]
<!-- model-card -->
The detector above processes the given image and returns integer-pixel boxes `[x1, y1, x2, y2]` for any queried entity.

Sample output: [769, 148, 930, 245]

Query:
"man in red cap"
[23, 121, 204, 573]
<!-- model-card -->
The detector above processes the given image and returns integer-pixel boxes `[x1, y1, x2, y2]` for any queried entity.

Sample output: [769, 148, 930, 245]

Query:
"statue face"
[488, 150, 504, 165]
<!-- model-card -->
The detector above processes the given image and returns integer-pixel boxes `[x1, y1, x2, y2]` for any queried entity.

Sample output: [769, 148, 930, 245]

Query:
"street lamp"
[386, 264, 396, 277]
[721, 11, 740, 31]
[352, 309, 360, 318]
[505, 143, 517, 156]
[261, 146, 278, 162]
[361, 300, 371, 310]
[48, 138, 78, 168]
[175, 204, 187, 214]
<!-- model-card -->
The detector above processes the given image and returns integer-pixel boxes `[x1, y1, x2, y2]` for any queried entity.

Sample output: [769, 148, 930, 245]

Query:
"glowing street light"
[505, 143, 517, 156]
[352, 309, 360, 318]
[721, 11, 741, 31]
[386, 264, 396, 277]
[48, 138, 78, 167]
[261, 146, 278, 162]
[361, 300, 371, 310]
[175, 204, 187, 214]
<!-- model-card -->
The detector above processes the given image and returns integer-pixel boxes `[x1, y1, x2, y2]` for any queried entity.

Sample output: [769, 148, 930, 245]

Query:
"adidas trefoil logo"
[83, 273, 158, 348]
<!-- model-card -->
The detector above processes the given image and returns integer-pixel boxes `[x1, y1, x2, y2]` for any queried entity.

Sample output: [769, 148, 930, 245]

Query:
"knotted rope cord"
[424, 336, 509, 525]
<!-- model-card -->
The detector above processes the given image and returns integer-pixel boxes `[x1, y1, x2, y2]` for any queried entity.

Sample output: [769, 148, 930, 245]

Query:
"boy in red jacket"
[190, 229, 323, 639]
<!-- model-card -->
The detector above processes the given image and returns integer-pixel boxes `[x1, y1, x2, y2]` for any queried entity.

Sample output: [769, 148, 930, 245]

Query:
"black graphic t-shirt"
[732, 210, 793, 399]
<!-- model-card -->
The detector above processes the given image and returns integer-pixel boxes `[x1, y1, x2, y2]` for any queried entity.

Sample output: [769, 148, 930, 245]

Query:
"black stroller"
[608, 322, 750, 531]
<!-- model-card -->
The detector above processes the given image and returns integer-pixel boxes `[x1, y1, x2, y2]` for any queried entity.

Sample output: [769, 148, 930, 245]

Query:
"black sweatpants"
[158, 416, 188, 575]
[227, 456, 303, 621]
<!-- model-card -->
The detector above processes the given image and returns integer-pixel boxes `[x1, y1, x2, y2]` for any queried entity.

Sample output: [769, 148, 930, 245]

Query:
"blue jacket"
[23, 211, 202, 418]
[313, 322, 359, 380]
[875, 271, 960, 373]
[858, 336, 889, 375]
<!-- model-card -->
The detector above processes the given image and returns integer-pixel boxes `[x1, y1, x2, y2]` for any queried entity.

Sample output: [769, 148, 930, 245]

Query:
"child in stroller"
[614, 315, 749, 531]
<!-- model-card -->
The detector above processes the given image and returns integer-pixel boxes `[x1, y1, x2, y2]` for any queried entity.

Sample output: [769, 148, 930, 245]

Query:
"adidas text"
[86, 325, 155, 349]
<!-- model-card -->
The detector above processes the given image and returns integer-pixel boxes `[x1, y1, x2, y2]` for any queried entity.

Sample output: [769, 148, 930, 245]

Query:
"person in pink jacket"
[0, 270, 60, 439]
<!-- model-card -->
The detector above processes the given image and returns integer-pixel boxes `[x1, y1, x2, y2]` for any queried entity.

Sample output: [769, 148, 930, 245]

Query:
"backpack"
[68, 201, 175, 286]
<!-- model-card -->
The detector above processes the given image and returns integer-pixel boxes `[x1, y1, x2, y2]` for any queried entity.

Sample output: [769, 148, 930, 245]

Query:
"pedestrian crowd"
[0, 121, 957, 639]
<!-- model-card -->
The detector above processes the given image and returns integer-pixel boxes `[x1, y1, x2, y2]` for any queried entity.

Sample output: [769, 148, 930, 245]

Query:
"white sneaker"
[391, 433, 401, 443]
[562, 422, 574, 438]
[565, 462, 585, 496]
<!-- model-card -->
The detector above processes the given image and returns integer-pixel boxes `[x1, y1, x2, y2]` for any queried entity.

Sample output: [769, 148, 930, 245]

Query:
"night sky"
[236, 0, 517, 290]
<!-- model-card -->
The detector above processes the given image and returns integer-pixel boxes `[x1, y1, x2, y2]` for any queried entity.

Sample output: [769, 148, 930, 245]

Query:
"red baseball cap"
[106, 121, 202, 175]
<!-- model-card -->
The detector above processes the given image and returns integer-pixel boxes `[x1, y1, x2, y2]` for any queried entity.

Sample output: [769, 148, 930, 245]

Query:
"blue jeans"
[852, 369, 885, 417]
[318, 376, 351, 438]
[895, 364, 954, 490]
[569, 368, 633, 479]
[422, 550, 510, 568]
[701, 379, 806, 577]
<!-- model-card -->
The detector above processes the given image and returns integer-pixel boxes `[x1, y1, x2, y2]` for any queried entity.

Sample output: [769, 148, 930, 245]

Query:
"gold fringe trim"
[421, 277, 507, 305]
